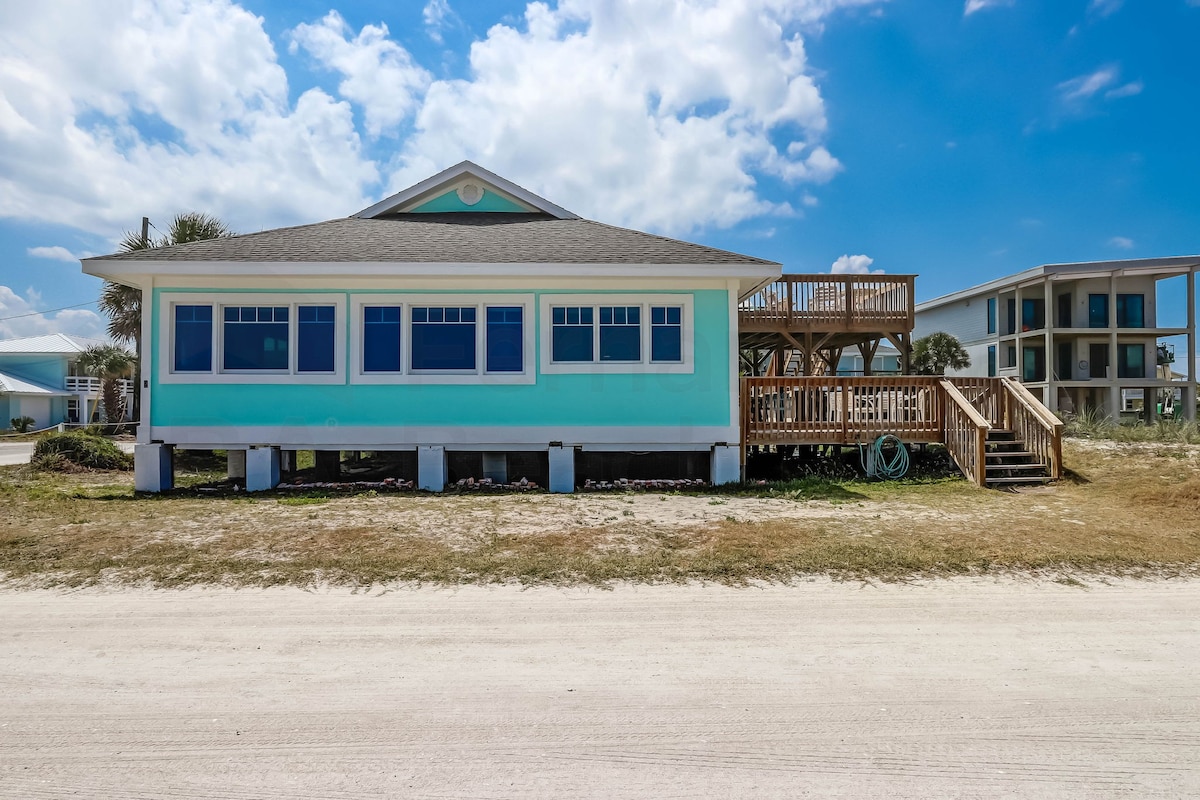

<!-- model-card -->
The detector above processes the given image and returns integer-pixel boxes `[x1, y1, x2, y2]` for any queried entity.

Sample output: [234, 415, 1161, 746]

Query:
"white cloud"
[290, 11, 431, 137]
[1058, 67, 1118, 102]
[1088, 0, 1123, 17]
[0, 285, 106, 340]
[831, 254, 882, 274]
[964, 0, 1014, 16]
[1108, 236, 1135, 250]
[1105, 80, 1143, 100]
[422, 0, 458, 44]
[27, 246, 94, 262]
[0, 0, 880, 242]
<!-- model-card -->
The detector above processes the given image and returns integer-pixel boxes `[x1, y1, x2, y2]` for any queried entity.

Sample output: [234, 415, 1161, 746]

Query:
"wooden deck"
[739, 275, 916, 376]
[741, 376, 1063, 486]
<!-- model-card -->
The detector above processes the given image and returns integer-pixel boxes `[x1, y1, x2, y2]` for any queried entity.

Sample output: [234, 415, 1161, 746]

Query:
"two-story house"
[0, 333, 128, 429]
[914, 257, 1198, 421]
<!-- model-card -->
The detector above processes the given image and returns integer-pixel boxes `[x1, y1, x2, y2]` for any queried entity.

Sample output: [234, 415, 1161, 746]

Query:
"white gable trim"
[353, 161, 581, 220]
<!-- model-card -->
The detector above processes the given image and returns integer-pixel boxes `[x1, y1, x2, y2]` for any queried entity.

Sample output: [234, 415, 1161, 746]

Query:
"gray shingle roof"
[85, 214, 778, 266]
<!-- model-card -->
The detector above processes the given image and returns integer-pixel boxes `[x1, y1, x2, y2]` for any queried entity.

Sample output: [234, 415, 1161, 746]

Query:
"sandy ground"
[2, 580, 1198, 799]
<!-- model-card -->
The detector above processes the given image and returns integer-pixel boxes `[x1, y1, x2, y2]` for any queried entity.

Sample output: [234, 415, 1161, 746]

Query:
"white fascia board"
[352, 161, 581, 220]
[82, 259, 781, 282]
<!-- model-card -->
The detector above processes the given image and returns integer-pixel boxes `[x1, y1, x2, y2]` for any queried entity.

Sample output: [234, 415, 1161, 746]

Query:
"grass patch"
[31, 432, 133, 472]
[1, 439, 1199, 588]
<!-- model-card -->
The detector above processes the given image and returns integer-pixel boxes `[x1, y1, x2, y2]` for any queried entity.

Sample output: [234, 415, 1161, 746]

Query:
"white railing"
[64, 377, 134, 393]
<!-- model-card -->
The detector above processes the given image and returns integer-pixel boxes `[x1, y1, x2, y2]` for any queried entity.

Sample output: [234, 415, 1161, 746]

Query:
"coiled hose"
[858, 434, 910, 480]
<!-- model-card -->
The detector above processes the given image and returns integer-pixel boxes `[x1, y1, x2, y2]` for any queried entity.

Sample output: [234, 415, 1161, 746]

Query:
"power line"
[0, 300, 99, 323]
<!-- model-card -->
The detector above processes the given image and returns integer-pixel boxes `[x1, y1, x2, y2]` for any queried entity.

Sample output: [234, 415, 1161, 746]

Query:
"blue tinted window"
[986, 297, 996, 334]
[599, 305, 640, 361]
[552, 306, 593, 362]
[222, 306, 288, 371]
[1088, 294, 1109, 328]
[174, 305, 212, 372]
[411, 307, 476, 370]
[486, 306, 523, 372]
[1116, 294, 1144, 328]
[650, 305, 682, 363]
[364, 306, 402, 372]
[298, 305, 335, 373]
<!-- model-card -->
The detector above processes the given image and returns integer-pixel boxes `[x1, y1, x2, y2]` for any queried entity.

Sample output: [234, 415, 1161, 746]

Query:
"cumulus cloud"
[1108, 236, 1134, 250]
[27, 246, 93, 262]
[290, 11, 431, 136]
[0, 0, 879, 241]
[964, 0, 1014, 16]
[831, 254, 882, 274]
[0, 286, 106, 340]
[422, 0, 459, 44]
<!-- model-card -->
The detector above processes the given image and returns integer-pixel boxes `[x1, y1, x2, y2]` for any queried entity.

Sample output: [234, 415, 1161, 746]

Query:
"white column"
[1186, 268, 1197, 422]
[134, 443, 174, 492]
[482, 452, 508, 484]
[226, 449, 246, 480]
[548, 445, 575, 493]
[1109, 274, 1119, 420]
[1044, 278, 1056, 411]
[246, 446, 280, 492]
[417, 445, 447, 492]
[711, 445, 740, 485]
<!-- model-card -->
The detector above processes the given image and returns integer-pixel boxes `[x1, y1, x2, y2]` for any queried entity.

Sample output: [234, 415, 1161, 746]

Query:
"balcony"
[65, 376, 134, 393]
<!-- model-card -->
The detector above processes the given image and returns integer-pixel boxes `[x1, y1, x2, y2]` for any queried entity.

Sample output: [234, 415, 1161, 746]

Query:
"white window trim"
[539, 293, 695, 375]
[158, 292, 347, 385]
[350, 293, 535, 385]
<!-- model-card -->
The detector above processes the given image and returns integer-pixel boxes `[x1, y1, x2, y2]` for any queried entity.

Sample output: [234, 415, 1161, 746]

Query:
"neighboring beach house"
[913, 257, 1198, 421]
[0, 333, 127, 429]
[82, 162, 781, 492]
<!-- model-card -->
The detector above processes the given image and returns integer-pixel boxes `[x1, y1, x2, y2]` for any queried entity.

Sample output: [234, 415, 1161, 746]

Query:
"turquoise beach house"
[83, 163, 780, 492]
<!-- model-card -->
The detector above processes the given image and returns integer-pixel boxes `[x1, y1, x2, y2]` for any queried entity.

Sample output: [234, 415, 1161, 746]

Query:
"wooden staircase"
[983, 428, 1051, 487]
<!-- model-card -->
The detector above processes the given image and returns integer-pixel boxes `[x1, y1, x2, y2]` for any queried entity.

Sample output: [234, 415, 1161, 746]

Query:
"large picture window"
[411, 306, 477, 371]
[223, 306, 289, 371]
[541, 295, 694, 374]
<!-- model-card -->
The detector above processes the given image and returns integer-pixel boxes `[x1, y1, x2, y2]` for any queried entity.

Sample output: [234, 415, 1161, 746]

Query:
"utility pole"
[141, 216, 150, 245]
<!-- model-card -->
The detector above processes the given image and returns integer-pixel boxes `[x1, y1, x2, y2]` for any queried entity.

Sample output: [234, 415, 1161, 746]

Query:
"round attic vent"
[457, 183, 484, 205]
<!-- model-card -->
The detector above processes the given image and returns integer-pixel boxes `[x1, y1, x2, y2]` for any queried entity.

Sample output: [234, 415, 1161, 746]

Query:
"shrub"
[10, 416, 36, 433]
[32, 431, 133, 471]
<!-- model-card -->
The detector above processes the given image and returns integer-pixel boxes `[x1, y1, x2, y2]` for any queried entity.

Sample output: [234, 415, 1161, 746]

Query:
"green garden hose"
[858, 434, 910, 480]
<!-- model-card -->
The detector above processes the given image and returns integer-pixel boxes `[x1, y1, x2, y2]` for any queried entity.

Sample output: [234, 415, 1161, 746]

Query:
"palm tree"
[98, 213, 232, 421]
[912, 332, 971, 375]
[76, 344, 137, 424]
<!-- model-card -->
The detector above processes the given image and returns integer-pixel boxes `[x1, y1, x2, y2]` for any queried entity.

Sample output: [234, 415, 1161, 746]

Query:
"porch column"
[417, 445, 447, 491]
[1044, 278, 1056, 412]
[1187, 268, 1197, 422]
[548, 445, 575, 493]
[711, 445, 740, 485]
[246, 446, 280, 492]
[226, 449, 246, 481]
[1109, 274, 1119, 420]
[134, 443, 174, 493]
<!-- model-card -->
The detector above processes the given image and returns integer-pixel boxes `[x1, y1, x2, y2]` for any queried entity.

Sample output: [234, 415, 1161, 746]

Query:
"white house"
[914, 256, 1198, 421]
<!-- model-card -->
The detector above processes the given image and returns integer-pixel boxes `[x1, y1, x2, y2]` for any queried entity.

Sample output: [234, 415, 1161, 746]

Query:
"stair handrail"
[1000, 378, 1064, 479]
[940, 379, 991, 487]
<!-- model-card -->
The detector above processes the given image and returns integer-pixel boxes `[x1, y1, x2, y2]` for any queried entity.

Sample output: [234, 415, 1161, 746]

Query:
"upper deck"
[739, 274, 916, 342]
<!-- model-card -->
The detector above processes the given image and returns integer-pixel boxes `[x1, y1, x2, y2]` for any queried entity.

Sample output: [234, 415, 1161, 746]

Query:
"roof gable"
[354, 161, 579, 220]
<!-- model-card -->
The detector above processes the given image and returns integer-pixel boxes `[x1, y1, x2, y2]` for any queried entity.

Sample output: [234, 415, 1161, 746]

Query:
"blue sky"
[0, 0, 1197, 344]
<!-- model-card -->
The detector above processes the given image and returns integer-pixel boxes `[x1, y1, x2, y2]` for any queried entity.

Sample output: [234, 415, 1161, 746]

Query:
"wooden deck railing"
[940, 380, 990, 487]
[1000, 378, 1064, 480]
[739, 274, 915, 332]
[741, 376, 1064, 487]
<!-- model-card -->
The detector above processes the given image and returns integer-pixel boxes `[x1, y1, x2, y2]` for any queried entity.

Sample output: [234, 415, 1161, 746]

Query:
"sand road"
[2, 580, 1198, 798]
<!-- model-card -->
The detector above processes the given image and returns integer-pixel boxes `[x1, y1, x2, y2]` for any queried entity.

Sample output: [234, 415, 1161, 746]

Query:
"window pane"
[599, 305, 640, 361]
[650, 305, 682, 363]
[298, 305, 335, 373]
[1088, 294, 1109, 328]
[174, 305, 212, 372]
[986, 298, 996, 334]
[364, 306, 402, 372]
[1118, 344, 1144, 378]
[411, 307, 476, 370]
[486, 306, 523, 372]
[552, 306, 595, 362]
[223, 306, 288, 370]
[1116, 294, 1144, 328]
[987, 345, 997, 377]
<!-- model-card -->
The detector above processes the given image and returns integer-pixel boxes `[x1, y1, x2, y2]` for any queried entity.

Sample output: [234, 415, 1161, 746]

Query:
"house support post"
[548, 445, 575, 493]
[417, 446, 447, 491]
[134, 443, 174, 493]
[1187, 268, 1197, 422]
[246, 446, 281, 492]
[711, 445, 740, 485]
[226, 448, 246, 481]
[314, 451, 341, 481]
[482, 452, 508, 484]
[280, 450, 295, 474]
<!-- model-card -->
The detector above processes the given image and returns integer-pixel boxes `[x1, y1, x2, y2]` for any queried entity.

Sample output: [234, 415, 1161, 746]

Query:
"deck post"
[548, 445, 575, 493]
[711, 445, 740, 485]
[417, 445, 447, 491]
[226, 448, 246, 480]
[134, 443, 174, 493]
[246, 446, 280, 492]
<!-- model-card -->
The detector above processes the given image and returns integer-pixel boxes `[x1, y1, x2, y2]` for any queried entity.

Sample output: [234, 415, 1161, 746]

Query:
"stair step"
[986, 463, 1048, 472]
[987, 476, 1052, 485]
[985, 450, 1036, 460]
